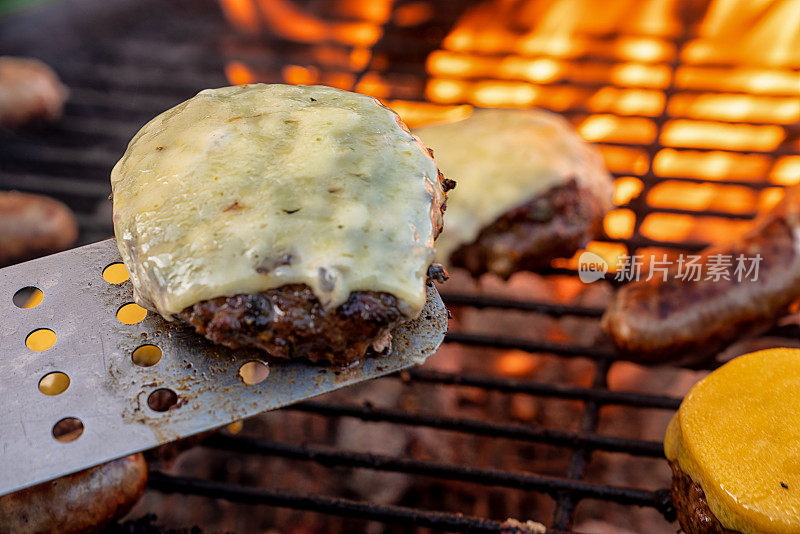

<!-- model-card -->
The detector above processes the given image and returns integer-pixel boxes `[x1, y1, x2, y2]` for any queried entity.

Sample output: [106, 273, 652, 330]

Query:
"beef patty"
[669, 461, 739, 534]
[179, 284, 408, 365]
[448, 179, 606, 278]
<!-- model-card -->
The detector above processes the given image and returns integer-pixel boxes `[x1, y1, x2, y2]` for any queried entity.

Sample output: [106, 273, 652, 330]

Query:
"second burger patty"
[449, 179, 606, 278]
[178, 284, 407, 365]
[669, 461, 738, 534]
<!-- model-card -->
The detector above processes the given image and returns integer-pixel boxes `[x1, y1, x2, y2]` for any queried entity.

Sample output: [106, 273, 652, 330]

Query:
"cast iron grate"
[1, 0, 799, 532]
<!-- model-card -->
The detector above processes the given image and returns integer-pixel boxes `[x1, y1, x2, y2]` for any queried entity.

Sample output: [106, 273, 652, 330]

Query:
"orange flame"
[217, 0, 800, 250]
[218, 0, 261, 33]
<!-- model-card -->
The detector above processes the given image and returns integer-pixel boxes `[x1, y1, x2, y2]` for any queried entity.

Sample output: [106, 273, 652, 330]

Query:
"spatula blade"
[0, 239, 447, 496]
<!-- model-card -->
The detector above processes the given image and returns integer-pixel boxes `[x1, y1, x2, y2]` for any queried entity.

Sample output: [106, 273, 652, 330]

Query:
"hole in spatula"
[13, 287, 43, 309]
[132, 344, 162, 367]
[239, 360, 269, 385]
[26, 328, 56, 351]
[39, 372, 70, 395]
[148, 388, 179, 412]
[103, 262, 129, 283]
[52, 417, 83, 442]
[117, 303, 146, 325]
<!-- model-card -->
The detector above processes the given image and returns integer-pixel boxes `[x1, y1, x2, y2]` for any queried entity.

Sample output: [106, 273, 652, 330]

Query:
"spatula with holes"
[0, 239, 448, 496]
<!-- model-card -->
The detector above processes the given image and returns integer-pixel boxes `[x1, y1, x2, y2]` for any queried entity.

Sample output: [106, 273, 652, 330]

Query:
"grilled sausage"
[602, 187, 800, 365]
[0, 57, 67, 127]
[0, 453, 147, 534]
[0, 191, 78, 267]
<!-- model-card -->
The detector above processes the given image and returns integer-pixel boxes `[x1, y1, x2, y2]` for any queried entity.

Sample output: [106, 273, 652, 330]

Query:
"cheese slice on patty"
[413, 108, 612, 265]
[111, 84, 444, 319]
[665, 348, 800, 534]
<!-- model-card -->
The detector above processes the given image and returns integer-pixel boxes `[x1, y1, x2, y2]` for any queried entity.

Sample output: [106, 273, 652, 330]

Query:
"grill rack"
[1, 0, 799, 532]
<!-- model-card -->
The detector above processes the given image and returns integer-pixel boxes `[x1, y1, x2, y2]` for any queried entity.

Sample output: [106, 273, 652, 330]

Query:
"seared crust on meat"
[0, 453, 147, 534]
[602, 187, 800, 365]
[669, 461, 739, 534]
[178, 284, 407, 364]
[449, 179, 606, 278]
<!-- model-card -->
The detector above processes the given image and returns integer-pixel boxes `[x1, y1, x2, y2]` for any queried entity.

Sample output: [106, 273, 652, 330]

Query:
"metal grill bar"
[147, 471, 551, 534]
[201, 434, 673, 510]
[439, 293, 604, 317]
[443, 332, 617, 361]
[287, 401, 665, 457]
[402, 369, 681, 410]
[551, 360, 608, 530]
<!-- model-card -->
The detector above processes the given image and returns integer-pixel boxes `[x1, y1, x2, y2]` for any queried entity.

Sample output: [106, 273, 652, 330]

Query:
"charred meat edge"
[179, 264, 448, 365]
[449, 178, 607, 279]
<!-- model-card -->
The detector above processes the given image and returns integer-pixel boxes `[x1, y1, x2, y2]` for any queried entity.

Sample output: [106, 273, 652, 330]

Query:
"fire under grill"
[1, 0, 799, 532]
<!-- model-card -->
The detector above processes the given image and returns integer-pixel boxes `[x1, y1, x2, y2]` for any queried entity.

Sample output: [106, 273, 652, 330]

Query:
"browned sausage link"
[0, 191, 78, 267]
[602, 187, 800, 365]
[0, 57, 68, 127]
[0, 453, 147, 534]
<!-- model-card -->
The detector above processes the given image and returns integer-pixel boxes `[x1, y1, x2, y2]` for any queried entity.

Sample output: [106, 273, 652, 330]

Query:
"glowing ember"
[668, 93, 800, 124]
[588, 88, 665, 116]
[579, 115, 656, 144]
[604, 209, 636, 239]
[772, 157, 800, 185]
[384, 101, 471, 129]
[653, 149, 771, 181]
[282, 64, 319, 85]
[613, 177, 644, 205]
[661, 120, 785, 151]
[496, 351, 541, 377]
[647, 182, 756, 213]
[225, 61, 256, 85]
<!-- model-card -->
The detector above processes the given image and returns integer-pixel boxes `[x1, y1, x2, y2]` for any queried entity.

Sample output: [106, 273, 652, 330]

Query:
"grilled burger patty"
[669, 461, 738, 534]
[111, 85, 448, 362]
[179, 285, 406, 365]
[414, 108, 612, 279]
[449, 179, 605, 278]
[664, 349, 800, 534]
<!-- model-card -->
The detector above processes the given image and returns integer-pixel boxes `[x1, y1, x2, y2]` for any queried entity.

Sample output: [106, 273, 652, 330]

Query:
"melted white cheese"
[414, 108, 612, 264]
[111, 84, 444, 319]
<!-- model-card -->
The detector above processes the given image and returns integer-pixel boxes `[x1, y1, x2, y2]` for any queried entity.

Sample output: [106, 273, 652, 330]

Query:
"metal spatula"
[0, 239, 448, 496]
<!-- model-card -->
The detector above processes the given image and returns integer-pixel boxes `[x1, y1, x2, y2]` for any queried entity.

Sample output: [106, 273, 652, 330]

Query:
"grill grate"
[1, 0, 799, 532]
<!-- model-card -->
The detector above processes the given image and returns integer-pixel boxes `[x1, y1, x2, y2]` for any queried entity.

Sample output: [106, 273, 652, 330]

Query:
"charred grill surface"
[449, 180, 606, 279]
[178, 284, 407, 364]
